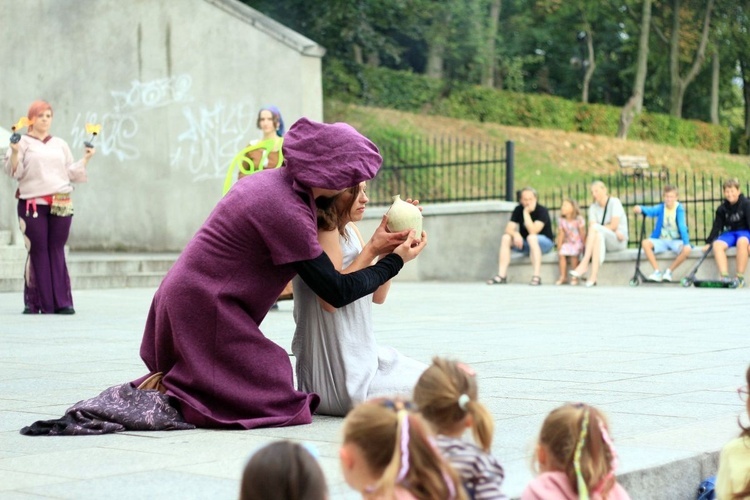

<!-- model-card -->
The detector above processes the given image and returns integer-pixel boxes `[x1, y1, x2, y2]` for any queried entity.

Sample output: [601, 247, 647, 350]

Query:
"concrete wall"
[358, 201, 517, 282]
[357, 200, 735, 285]
[0, 0, 324, 250]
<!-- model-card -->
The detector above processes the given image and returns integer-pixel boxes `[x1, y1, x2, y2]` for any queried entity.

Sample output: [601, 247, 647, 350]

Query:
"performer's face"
[258, 110, 276, 135]
[348, 182, 368, 223]
[33, 109, 53, 135]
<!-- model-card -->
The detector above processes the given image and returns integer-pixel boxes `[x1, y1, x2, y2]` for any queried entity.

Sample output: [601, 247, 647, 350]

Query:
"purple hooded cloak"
[135, 118, 382, 428]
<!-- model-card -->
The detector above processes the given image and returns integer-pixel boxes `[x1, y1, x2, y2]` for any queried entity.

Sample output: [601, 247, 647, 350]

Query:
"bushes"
[324, 61, 731, 153]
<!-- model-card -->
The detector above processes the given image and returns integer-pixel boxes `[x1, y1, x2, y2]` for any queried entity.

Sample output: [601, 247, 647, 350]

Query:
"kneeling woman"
[292, 182, 427, 416]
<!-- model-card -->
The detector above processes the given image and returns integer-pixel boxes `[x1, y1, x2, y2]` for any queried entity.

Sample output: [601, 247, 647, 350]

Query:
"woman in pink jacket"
[4, 100, 95, 314]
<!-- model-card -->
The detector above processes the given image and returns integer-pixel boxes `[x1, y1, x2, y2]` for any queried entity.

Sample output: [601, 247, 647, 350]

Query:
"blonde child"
[240, 440, 328, 500]
[413, 357, 506, 499]
[716, 364, 750, 499]
[556, 198, 586, 285]
[339, 398, 465, 500]
[522, 403, 630, 500]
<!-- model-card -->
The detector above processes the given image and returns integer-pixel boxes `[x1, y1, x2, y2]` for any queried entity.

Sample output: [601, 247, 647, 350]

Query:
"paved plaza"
[1, 282, 749, 499]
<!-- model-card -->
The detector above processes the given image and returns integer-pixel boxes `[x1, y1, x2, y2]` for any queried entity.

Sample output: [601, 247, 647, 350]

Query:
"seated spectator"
[522, 403, 631, 500]
[487, 187, 554, 286]
[556, 198, 586, 285]
[633, 185, 691, 282]
[339, 398, 465, 499]
[570, 181, 628, 287]
[413, 357, 507, 499]
[716, 364, 750, 500]
[704, 178, 750, 287]
[240, 440, 328, 500]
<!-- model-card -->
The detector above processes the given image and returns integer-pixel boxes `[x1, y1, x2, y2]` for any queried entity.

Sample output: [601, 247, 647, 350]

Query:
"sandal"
[555, 278, 567, 285]
[529, 276, 542, 286]
[487, 275, 507, 285]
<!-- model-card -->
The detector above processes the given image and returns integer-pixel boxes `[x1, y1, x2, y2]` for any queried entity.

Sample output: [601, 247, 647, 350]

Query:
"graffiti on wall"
[171, 101, 257, 182]
[71, 73, 258, 182]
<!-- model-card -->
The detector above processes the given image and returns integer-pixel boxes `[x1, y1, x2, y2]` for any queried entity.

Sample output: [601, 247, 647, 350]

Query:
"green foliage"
[360, 67, 446, 110]
[326, 62, 731, 152]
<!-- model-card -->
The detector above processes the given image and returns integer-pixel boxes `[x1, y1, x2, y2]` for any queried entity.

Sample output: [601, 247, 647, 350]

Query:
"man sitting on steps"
[487, 187, 554, 286]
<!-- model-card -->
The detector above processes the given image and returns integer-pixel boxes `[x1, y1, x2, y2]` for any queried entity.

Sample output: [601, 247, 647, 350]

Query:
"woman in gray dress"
[292, 182, 426, 416]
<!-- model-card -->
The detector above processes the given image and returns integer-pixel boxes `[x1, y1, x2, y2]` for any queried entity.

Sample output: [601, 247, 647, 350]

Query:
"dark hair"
[317, 184, 360, 236]
[239, 441, 327, 500]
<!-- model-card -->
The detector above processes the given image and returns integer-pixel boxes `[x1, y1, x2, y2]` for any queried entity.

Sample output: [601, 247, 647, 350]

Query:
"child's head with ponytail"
[413, 357, 494, 451]
[339, 398, 464, 500]
[534, 403, 619, 498]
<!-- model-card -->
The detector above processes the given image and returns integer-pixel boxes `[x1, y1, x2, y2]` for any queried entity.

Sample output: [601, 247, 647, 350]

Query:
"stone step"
[0, 251, 179, 291]
[0, 230, 11, 245]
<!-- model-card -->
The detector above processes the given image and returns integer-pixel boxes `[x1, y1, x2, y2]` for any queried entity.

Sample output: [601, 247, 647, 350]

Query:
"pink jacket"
[521, 472, 631, 500]
[4, 134, 87, 200]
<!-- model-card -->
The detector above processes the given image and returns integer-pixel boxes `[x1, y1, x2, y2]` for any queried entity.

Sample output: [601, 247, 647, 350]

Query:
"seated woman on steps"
[569, 181, 628, 287]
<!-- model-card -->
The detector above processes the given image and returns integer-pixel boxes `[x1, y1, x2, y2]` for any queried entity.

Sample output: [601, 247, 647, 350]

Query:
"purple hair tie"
[396, 411, 410, 482]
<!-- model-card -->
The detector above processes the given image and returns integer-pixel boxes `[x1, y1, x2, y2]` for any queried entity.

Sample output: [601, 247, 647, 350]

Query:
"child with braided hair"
[522, 403, 630, 500]
[412, 357, 506, 499]
[339, 398, 465, 500]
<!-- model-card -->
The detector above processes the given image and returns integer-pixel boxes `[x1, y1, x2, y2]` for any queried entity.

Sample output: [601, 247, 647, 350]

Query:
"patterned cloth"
[20, 384, 194, 436]
[558, 216, 585, 256]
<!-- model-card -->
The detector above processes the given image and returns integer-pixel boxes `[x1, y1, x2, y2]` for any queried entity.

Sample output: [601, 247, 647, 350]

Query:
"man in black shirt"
[487, 187, 555, 285]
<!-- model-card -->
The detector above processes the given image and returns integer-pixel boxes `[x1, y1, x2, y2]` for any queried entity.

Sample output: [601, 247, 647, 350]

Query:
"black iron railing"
[372, 136, 742, 247]
[369, 137, 514, 205]
[538, 173, 750, 247]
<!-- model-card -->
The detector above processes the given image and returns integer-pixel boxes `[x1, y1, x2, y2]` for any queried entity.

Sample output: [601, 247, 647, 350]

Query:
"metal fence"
[369, 137, 514, 205]
[538, 173, 750, 248]
[373, 136, 745, 247]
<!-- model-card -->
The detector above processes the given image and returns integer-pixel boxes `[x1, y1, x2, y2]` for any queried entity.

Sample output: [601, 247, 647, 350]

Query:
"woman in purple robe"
[133, 118, 426, 429]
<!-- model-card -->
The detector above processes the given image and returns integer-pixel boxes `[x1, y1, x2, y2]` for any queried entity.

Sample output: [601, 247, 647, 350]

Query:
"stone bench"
[505, 246, 737, 286]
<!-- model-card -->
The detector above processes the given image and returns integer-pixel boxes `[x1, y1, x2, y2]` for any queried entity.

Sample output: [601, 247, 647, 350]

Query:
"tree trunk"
[352, 44, 363, 65]
[668, 0, 715, 117]
[581, 26, 596, 103]
[710, 48, 719, 124]
[742, 59, 750, 136]
[426, 42, 445, 79]
[633, 0, 652, 114]
[481, 0, 502, 87]
[617, 93, 639, 139]
[366, 51, 380, 68]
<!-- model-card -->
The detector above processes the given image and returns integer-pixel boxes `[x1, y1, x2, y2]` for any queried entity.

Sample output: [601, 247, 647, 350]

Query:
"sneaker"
[662, 269, 673, 282]
[720, 275, 734, 285]
[647, 270, 663, 282]
[737, 276, 746, 288]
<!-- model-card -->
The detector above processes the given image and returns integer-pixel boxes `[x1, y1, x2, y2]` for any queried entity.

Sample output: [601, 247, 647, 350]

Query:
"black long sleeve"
[292, 252, 404, 308]
[706, 206, 725, 244]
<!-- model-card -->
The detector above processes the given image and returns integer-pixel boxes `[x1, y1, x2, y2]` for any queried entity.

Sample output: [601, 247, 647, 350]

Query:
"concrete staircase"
[0, 229, 26, 292]
[0, 231, 178, 291]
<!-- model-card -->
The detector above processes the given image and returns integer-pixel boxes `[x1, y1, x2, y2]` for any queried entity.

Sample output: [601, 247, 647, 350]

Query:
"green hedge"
[324, 61, 731, 153]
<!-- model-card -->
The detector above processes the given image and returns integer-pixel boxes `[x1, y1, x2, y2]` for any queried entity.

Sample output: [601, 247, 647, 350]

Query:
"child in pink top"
[556, 198, 586, 285]
[522, 403, 630, 500]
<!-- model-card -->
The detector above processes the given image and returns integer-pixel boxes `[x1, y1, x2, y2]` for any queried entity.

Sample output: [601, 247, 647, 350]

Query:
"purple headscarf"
[282, 118, 382, 190]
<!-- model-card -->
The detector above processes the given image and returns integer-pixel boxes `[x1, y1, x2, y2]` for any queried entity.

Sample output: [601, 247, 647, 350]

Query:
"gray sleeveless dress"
[292, 225, 426, 416]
